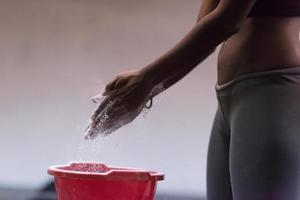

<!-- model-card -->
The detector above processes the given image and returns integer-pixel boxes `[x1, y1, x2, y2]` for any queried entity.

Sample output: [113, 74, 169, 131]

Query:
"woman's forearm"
[161, 47, 216, 92]
[149, 47, 216, 98]
[141, 9, 239, 87]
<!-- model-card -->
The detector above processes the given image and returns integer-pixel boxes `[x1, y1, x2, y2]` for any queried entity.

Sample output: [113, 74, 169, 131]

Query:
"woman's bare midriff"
[217, 17, 300, 85]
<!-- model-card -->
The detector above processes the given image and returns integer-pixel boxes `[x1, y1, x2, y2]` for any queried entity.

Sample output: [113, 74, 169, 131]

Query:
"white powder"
[76, 137, 104, 162]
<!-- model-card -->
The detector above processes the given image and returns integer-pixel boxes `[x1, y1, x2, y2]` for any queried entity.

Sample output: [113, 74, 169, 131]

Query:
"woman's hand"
[102, 69, 154, 109]
[85, 69, 155, 139]
[103, 69, 150, 95]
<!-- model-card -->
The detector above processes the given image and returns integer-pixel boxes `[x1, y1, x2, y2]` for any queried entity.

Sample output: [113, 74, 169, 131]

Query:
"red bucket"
[47, 162, 164, 200]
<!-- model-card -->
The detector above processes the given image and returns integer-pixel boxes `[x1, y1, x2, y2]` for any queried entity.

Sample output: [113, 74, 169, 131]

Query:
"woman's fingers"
[86, 86, 150, 139]
[91, 94, 104, 104]
[103, 74, 132, 96]
[91, 88, 125, 123]
[91, 95, 112, 121]
[91, 86, 132, 122]
[103, 76, 120, 96]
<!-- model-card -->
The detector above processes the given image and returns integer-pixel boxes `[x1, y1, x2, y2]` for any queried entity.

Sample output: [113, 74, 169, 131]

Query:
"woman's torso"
[217, 17, 300, 85]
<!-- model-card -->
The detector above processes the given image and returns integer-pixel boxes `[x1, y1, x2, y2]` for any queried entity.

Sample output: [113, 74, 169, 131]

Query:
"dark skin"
[217, 8, 300, 84]
[94, 0, 300, 121]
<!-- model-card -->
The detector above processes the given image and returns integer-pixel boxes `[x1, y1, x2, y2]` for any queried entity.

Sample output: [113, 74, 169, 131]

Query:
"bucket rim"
[47, 161, 164, 181]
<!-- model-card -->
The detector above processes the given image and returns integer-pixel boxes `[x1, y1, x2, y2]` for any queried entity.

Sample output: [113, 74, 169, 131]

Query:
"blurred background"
[0, 0, 221, 199]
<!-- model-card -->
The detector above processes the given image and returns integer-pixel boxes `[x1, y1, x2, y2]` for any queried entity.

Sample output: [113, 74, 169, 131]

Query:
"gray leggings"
[206, 66, 300, 200]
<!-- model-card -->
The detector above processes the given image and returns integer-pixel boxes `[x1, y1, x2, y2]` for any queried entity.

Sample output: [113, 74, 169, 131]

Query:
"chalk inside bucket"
[59, 162, 110, 173]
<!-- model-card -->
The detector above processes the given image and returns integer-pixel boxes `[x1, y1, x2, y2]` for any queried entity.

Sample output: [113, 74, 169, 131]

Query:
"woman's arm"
[141, 0, 258, 87]
[196, 0, 222, 23]
[87, 0, 258, 138]
[150, 0, 222, 95]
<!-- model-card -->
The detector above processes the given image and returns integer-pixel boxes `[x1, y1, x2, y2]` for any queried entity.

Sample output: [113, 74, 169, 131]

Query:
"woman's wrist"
[140, 60, 176, 88]
[138, 65, 161, 88]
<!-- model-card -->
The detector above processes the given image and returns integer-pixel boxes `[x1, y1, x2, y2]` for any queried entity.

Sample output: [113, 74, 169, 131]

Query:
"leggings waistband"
[215, 66, 300, 92]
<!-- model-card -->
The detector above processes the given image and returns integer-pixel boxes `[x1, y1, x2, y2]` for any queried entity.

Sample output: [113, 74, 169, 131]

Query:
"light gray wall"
[0, 0, 220, 196]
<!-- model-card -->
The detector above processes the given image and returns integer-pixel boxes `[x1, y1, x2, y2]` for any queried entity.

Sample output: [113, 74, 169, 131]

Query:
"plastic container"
[48, 162, 164, 200]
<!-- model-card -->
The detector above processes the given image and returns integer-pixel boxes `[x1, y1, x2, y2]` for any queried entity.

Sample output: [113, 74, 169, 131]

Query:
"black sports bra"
[248, 0, 300, 17]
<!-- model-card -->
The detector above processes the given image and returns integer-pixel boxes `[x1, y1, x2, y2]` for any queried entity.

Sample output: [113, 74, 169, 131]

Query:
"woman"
[97, 0, 300, 199]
